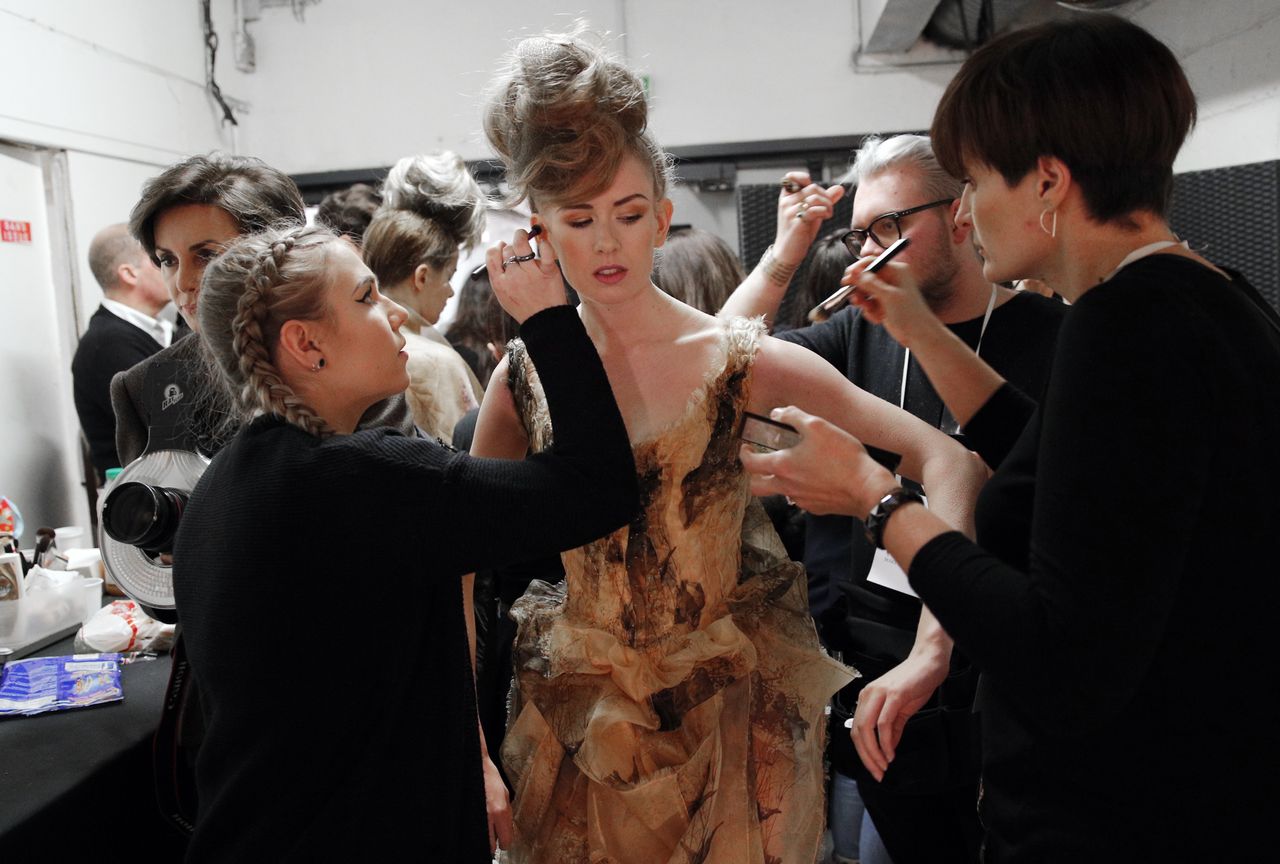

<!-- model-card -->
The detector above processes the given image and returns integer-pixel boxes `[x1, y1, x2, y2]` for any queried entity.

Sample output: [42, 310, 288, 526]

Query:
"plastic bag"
[74, 600, 176, 654]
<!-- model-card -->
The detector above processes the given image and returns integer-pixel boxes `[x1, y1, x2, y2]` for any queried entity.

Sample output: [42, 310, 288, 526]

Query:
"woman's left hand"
[738, 406, 896, 518]
[482, 754, 513, 853]
[850, 651, 950, 781]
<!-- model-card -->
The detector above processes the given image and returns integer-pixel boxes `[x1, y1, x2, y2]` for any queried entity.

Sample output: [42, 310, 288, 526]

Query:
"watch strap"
[864, 486, 924, 549]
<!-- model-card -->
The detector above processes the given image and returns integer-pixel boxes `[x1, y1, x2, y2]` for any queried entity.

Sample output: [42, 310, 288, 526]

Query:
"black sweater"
[909, 256, 1280, 862]
[173, 306, 637, 862]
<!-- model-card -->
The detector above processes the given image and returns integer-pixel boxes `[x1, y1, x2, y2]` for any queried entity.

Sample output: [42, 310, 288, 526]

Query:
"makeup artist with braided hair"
[172, 224, 637, 862]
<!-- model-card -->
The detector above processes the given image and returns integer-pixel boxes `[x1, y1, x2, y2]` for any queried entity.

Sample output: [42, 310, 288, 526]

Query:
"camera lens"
[102, 482, 189, 555]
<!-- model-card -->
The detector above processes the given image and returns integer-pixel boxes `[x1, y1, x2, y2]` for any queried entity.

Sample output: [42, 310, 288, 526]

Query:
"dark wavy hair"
[129, 152, 306, 263]
[314, 183, 382, 244]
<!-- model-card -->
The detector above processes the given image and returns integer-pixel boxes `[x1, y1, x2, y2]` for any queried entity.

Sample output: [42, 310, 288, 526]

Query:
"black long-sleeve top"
[909, 256, 1280, 862]
[173, 306, 638, 862]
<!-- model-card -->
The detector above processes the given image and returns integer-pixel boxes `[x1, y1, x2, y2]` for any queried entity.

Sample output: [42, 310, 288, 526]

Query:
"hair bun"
[381, 151, 486, 249]
[485, 31, 665, 206]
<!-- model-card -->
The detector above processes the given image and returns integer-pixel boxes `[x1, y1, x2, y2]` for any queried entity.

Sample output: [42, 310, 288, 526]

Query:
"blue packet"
[0, 653, 124, 717]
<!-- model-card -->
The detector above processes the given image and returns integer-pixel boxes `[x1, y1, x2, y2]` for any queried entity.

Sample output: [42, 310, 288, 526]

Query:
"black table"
[0, 636, 188, 860]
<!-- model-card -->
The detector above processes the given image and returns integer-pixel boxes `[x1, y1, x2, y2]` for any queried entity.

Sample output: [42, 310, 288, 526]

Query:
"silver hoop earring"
[312, 358, 326, 372]
[1039, 209, 1057, 238]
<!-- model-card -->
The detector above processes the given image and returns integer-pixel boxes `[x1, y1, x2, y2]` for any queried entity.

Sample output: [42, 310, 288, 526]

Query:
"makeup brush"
[807, 237, 911, 323]
[472, 225, 543, 277]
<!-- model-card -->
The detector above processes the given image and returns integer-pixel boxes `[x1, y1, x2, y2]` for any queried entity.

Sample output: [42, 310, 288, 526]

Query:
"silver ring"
[506, 251, 536, 264]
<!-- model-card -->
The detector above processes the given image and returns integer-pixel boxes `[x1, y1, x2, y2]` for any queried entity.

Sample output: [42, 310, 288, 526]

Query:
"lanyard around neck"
[1104, 239, 1184, 282]
[900, 283, 998, 410]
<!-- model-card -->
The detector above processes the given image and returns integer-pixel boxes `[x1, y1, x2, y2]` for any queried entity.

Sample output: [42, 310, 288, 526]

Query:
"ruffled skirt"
[501, 506, 855, 864]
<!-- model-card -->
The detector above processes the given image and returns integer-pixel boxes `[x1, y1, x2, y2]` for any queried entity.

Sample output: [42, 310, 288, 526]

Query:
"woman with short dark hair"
[741, 15, 1280, 862]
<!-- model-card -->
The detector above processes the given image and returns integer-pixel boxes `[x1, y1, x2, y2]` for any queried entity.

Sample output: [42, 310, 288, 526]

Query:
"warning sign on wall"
[1, 220, 33, 243]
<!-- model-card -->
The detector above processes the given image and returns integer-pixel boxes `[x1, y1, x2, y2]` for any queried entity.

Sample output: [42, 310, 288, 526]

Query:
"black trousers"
[822, 587, 983, 864]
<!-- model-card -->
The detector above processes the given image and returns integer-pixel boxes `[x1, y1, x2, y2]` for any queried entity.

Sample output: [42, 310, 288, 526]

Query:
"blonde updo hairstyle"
[198, 224, 340, 438]
[483, 31, 673, 209]
[380, 151, 486, 250]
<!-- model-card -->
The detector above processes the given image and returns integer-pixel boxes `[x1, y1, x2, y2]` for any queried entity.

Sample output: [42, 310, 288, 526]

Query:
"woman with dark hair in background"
[743, 15, 1280, 862]
[113, 153, 412, 466]
[446, 267, 520, 389]
[313, 181, 382, 246]
[652, 226, 745, 314]
[175, 224, 637, 861]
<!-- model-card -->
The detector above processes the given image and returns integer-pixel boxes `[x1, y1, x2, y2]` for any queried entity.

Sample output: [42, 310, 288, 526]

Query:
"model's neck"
[579, 282, 681, 351]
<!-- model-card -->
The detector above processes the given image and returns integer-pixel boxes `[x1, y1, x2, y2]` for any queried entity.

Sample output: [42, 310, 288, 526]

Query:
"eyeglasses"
[840, 198, 955, 258]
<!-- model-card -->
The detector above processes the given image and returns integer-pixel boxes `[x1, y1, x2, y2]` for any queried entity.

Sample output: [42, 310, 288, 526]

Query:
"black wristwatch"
[864, 486, 924, 549]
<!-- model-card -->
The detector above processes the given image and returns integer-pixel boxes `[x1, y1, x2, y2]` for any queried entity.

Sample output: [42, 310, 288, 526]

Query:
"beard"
[915, 247, 961, 311]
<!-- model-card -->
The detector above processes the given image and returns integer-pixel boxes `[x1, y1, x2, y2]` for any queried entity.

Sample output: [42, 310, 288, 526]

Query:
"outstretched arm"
[748, 336, 984, 540]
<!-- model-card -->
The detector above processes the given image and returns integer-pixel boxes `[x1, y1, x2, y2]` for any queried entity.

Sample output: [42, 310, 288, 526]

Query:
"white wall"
[0, 145, 89, 541]
[0, 1, 230, 543]
[0, 1, 231, 165]
[212, 0, 624, 172]
[1, 0, 232, 325]
[64, 152, 177, 327]
[1135, 0, 1280, 173]
[211, 0, 957, 171]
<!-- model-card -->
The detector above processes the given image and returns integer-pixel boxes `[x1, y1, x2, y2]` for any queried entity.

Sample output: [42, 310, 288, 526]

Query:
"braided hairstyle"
[199, 224, 338, 438]
[483, 29, 673, 209]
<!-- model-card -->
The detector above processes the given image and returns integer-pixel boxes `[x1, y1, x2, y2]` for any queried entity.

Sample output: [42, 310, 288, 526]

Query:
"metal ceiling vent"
[922, 0, 1036, 51]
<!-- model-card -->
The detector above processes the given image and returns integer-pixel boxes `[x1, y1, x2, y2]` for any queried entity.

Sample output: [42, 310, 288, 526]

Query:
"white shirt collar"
[100, 298, 172, 348]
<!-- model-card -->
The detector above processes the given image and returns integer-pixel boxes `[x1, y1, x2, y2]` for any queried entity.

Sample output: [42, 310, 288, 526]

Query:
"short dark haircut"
[129, 153, 307, 264]
[314, 183, 382, 243]
[931, 15, 1196, 223]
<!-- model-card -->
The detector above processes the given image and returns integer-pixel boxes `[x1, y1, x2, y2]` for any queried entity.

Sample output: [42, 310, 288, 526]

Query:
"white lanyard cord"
[900, 283, 998, 410]
[1104, 239, 1184, 282]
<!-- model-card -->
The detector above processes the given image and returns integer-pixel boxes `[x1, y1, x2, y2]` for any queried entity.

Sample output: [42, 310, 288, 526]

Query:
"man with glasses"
[722, 135, 1066, 864]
